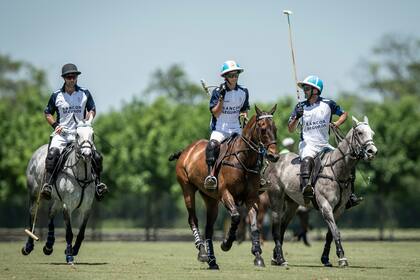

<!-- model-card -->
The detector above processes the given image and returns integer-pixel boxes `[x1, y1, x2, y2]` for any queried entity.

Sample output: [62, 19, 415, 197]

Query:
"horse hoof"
[220, 240, 232, 252]
[208, 263, 219, 270]
[66, 255, 74, 264]
[338, 258, 348, 267]
[43, 245, 53, 255]
[21, 247, 31, 256]
[271, 258, 287, 266]
[254, 257, 265, 267]
[197, 253, 208, 263]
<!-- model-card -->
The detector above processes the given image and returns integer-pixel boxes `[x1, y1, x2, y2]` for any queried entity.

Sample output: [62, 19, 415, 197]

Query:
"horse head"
[350, 116, 377, 161]
[244, 104, 279, 163]
[73, 114, 95, 159]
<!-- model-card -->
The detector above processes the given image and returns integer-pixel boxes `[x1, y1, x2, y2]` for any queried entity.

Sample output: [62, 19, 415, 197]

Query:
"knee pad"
[46, 148, 60, 171]
[93, 150, 103, 173]
[206, 139, 220, 165]
[300, 157, 314, 177]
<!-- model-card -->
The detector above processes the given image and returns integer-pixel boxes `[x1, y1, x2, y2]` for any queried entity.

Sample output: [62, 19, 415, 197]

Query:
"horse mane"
[243, 114, 256, 135]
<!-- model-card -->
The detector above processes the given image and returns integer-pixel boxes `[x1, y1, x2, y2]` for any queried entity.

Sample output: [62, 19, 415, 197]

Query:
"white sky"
[1, 0, 419, 113]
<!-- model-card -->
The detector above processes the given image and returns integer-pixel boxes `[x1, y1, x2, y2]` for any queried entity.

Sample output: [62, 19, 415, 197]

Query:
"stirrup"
[41, 183, 53, 200]
[302, 185, 314, 200]
[346, 193, 363, 209]
[95, 182, 108, 201]
[204, 176, 217, 190]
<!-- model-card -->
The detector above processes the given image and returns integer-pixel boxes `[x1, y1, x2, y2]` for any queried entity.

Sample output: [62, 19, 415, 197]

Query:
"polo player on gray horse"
[287, 75, 361, 207]
[41, 63, 107, 201]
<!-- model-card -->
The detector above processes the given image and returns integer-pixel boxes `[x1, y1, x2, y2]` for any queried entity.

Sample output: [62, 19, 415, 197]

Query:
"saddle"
[213, 133, 240, 176]
[52, 143, 75, 178]
[309, 147, 334, 187]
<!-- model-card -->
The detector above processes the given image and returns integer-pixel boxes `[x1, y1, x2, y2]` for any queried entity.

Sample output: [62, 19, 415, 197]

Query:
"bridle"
[222, 114, 277, 174]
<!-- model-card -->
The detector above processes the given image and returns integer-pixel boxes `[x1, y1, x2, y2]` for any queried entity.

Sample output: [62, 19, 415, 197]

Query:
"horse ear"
[352, 116, 359, 127]
[269, 104, 277, 115]
[255, 105, 262, 116]
[364, 116, 369, 124]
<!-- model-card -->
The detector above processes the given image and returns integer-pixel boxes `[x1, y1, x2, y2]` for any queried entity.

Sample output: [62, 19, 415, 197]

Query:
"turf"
[1, 241, 419, 280]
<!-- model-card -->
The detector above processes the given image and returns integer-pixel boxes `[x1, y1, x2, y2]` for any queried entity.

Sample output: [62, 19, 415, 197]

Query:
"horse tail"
[168, 150, 183, 161]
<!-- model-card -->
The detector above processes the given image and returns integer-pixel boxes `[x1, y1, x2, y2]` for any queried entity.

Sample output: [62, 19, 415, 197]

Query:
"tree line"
[0, 35, 419, 234]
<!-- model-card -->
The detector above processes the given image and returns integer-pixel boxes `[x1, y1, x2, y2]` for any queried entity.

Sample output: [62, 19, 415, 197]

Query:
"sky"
[1, 0, 419, 113]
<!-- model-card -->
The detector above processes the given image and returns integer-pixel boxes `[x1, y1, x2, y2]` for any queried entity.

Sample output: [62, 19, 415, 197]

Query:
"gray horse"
[266, 116, 377, 267]
[22, 117, 96, 264]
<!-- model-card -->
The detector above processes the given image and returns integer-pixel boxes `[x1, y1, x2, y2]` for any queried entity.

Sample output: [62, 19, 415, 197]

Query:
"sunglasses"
[225, 72, 239, 79]
[64, 75, 78, 80]
[303, 85, 313, 92]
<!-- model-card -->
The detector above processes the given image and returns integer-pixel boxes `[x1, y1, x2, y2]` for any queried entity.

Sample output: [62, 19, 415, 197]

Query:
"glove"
[218, 83, 226, 99]
[295, 104, 304, 119]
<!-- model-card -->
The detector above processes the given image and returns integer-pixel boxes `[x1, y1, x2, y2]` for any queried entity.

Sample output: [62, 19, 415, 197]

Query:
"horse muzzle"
[364, 144, 378, 160]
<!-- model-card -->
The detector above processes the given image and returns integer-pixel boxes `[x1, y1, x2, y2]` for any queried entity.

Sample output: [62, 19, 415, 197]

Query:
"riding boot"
[41, 147, 60, 200]
[93, 150, 108, 201]
[204, 140, 220, 190]
[346, 168, 363, 209]
[300, 157, 314, 201]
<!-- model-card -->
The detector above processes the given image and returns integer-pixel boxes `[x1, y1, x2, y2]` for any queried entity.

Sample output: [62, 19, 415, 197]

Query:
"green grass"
[1, 241, 419, 280]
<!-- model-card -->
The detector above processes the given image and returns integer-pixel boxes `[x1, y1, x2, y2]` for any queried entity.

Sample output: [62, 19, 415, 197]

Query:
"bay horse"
[22, 116, 97, 264]
[169, 105, 279, 269]
[265, 116, 377, 267]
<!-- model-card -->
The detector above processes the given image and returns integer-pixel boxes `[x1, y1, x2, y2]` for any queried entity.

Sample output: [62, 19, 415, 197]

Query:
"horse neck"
[66, 147, 93, 179]
[238, 120, 259, 168]
[329, 128, 358, 179]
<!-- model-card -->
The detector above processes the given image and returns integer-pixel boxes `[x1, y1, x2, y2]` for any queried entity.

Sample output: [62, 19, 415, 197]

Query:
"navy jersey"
[44, 85, 96, 130]
[209, 84, 249, 132]
[289, 97, 344, 145]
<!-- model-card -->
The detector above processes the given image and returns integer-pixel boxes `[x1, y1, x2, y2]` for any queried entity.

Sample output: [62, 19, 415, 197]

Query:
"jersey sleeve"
[240, 87, 250, 112]
[85, 90, 96, 112]
[209, 88, 221, 111]
[328, 100, 344, 116]
[44, 92, 57, 115]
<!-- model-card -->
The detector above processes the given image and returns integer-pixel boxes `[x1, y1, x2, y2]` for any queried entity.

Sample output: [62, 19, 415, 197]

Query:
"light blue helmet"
[298, 75, 324, 94]
[220, 60, 244, 77]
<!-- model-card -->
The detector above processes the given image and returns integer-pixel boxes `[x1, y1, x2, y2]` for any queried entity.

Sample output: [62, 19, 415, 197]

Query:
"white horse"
[266, 116, 378, 267]
[22, 116, 96, 264]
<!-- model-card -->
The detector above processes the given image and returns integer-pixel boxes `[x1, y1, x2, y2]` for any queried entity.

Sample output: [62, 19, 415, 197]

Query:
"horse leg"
[268, 188, 286, 266]
[320, 229, 333, 267]
[297, 207, 311, 247]
[220, 191, 240, 252]
[72, 209, 91, 256]
[181, 183, 207, 262]
[43, 203, 59, 256]
[202, 196, 219, 270]
[274, 198, 299, 266]
[63, 207, 74, 264]
[247, 203, 265, 267]
[320, 203, 348, 267]
[22, 195, 37, 256]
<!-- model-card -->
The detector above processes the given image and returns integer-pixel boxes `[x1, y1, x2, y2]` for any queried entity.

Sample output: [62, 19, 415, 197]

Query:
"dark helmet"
[61, 63, 81, 77]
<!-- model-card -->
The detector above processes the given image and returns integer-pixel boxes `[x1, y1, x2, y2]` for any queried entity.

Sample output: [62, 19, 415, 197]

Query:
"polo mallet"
[200, 79, 218, 97]
[24, 185, 43, 241]
[283, 10, 301, 102]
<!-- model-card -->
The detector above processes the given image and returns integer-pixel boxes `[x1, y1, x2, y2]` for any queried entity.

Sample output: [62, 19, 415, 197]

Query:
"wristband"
[51, 122, 59, 129]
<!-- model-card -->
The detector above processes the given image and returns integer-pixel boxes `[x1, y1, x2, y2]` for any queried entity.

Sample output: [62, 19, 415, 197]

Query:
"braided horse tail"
[168, 150, 183, 161]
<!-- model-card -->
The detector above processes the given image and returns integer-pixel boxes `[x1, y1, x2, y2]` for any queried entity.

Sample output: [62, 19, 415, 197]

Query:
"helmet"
[298, 75, 323, 94]
[220, 60, 244, 77]
[282, 137, 295, 147]
[61, 63, 81, 77]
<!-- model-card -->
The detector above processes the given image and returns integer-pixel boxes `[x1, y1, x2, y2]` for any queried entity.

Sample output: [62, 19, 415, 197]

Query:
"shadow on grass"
[38, 262, 108, 266]
[289, 264, 385, 269]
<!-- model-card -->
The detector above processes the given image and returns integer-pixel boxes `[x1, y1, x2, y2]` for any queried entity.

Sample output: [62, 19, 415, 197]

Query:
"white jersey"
[209, 84, 249, 135]
[288, 97, 345, 158]
[44, 85, 96, 131]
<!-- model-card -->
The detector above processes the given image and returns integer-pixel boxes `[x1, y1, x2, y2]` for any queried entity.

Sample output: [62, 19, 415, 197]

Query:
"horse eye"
[358, 131, 363, 136]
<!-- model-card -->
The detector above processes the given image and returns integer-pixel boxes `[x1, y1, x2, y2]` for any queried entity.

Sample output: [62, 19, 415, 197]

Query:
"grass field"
[1, 241, 419, 280]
